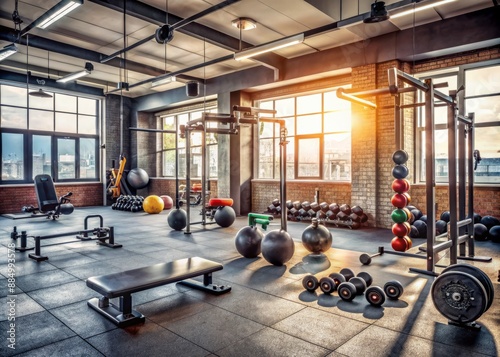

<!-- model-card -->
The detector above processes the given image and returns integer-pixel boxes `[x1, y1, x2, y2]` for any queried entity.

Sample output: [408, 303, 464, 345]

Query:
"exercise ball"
[214, 206, 236, 227]
[473, 213, 482, 224]
[419, 215, 427, 223]
[235, 226, 264, 258]
[392, 150, 409, 165]
[474, 223, 489, 241]
[160, 195, 173, 210]
[481, 216, 500, 230]
[301, 219, 333, 254]
[413, 220, 427, 238]
[392, 165, 409, 179]
[440, 211, 450, 223]
[391, 236, 409, 252]
[489, 226, 500, 243]
[143, 195, 164, 214]
[410, 208, 422, 221]
[168, 208, 187, 230]
[127, 168, 149, 189]
[435, 220, 448, 235]
[409, 225, 419, 238]
[60, 203, 74, 215]
[261, 229, 295, 266]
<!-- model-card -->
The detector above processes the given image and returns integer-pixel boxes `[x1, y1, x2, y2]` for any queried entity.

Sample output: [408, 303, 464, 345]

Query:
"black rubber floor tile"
[272, 307, 369, 350]
[15, 269, 79, 292]
[45, 251, 98, 268]
[166, 306, 265, 352]
[105, 254, 164, 269]
[137, 292, 216, 324]
[86, 320, 209, 357]
[0, 277, 23, 297]
[27, 280, 96, 309]
[129, 283, 189, 306]
[0, 310, 75, 356]
[216, 326, 330, 357]
[16, 336, 104, 356]
[143, 248, 194, 262]
[50, 300, 118, 339]
[62, 261, 123, 280]
[186, 282, 306, 326]
[0, 258, 57, 277]
[0, 293, 45, 321]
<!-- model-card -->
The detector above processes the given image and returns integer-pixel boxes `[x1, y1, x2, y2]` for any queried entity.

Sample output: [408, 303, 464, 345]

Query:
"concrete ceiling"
[0, 0, 495, 98]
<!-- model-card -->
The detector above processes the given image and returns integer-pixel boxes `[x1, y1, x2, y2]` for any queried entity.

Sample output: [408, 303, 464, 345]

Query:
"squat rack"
[338, 67, 490, 276]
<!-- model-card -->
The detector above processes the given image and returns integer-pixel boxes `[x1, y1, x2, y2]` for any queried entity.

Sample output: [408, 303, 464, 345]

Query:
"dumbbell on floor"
[338, 271, 373, 299]
[365, 280, 404, 306]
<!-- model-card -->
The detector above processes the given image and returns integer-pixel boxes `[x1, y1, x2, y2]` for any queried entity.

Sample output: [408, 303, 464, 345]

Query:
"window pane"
[208, 144, 218, 178]
[419, 130, 449, 182]
[57, 138, 76, 179]
[78, 115, 97, 134]
[297, 93, 321, 115]
[178, 148, 186, 177]
[259, 121, 274, 137]
[1, 132, 24, 180]
[275, 98, 294, 117]
[1, 85, 27, 107]
[80, 138, 96, 179]
[30, 92, 54, 110]
[1, 106, 27, 129]
[259, 139, 274, 178]
[324, 133, 351, 181]
[297, 114, 321, 134]
[286, 139, 295, 180]
[419, 103, 449, 126]
[29, 109, 54, 131]
[466, 65, 500, 96]
[284, 117, 294, 136]
[32, 135, 51, 178]
[465, 96, 500, 124]
[298, 137, 320, 177]
[56, 112, 77, 133]
[259, 101, 273, 111]
[163, 150, 176, 176]
[191, 147, 202, 177]
[78, 97, 97, 115]
[324, 111, 351, 132]
[474, 126, 500, 184]
[55, 93, 77, 112]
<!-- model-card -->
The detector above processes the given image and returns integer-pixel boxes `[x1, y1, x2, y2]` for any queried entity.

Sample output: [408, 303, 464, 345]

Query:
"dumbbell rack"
[341, 68, 491, 276]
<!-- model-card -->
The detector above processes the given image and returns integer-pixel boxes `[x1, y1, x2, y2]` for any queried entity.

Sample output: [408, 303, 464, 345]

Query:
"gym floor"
[0, 207, 499, 357]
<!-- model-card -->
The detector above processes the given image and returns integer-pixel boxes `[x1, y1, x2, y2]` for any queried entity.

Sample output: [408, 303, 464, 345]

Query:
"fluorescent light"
[234, 33, 304, 61]
[57, 62, 93, 83]
[37, 0, 83, 29]
[0, 44, 17, 62]
[391, 0, 455, 19]
[151, 75, 176, 87]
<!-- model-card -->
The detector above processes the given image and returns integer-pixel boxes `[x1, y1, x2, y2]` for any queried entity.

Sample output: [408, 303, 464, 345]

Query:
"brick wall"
[0, 183, 102, 214]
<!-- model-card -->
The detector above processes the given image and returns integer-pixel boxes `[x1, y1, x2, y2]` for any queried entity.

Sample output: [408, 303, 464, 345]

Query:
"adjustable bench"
[86, 257, 231, 327]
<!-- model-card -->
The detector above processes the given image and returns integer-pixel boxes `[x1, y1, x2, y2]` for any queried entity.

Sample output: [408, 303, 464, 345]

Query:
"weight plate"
[328, 273, 346, 287]
[431, 271, 488, 323]
[350, 277, 367, 295]
[357, 272, 373, 287]
[339, 268, 355, 281]
[319, 277, 336, 294]
[338, 282, 357, 302]
[359, 253, 372, 265]
[383, 280, 404, 300]
[441, 264, 494, 312]
[302, 275, 319, 292]
[365, 286, 386, 306]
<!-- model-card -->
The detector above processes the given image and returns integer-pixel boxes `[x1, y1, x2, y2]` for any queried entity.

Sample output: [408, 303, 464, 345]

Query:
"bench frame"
[87, 257, 231, 327]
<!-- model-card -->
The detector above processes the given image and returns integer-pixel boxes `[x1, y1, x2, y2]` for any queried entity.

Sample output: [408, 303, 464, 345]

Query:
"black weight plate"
[349, 277, 367, 295]
[319, 277, 336, 294]
[328, 273, 346, 287]
[356, 272, 373, 287]
[431, 271, 488, 324]
[441, 263, 494, 312]
[339, 268, 355, 281]
[338, 282, 357, 302]
[365, 286, 386, 306]
[302, 275, 319, 292]
[383, 280, 403, 300]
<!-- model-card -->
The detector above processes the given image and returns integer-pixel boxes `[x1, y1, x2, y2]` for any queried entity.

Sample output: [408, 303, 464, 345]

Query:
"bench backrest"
[34, 174, 58, 212]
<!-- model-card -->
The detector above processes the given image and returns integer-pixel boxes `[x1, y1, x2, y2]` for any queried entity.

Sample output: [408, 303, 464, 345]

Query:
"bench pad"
[87, 257, 223, 298]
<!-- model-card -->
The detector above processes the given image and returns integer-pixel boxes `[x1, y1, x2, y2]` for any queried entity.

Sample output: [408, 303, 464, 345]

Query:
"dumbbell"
[335, 268, 356, 301]
[365, 280, 404, 306]
[348, 272, 373, 295]
[302, 275, 319, 292]
[339, 268, 355, 281]
[359, 248, 384, 265]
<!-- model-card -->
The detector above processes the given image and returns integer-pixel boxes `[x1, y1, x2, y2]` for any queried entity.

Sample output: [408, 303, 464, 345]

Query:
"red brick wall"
[0, 183, 103, 214]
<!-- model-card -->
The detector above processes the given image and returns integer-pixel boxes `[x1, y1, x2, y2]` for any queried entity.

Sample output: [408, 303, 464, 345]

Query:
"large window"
[257, 88, 352, 181]
[417, 62, 500, 184]
[161, 105, 218, 179]
[1, 84, 100, 183]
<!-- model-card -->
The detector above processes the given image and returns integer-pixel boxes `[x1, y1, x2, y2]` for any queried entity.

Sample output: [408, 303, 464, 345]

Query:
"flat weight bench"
[86, 257, 231, 327]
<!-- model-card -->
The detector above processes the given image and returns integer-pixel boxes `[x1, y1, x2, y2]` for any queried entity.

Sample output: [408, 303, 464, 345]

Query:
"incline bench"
[86, 257, 231, 327]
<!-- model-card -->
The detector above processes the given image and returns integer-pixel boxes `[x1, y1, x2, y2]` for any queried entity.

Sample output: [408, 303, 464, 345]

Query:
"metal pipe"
[175, 119, 180, 210]
[232, 106, 277, 115]
[467, 113, 475, 256]
[447, 98, 458, 264]
[457, 234, 470, 245]
[129, 127, 176, 133]
[101, 35, 155, 63]
[279, 122, 288, 231]
[433, 240, 454, 254]
[457, 114, 472, 125]
[201, 119, 207, 225]
[185, 125, 192, 234]
[336, 88, 377, 108]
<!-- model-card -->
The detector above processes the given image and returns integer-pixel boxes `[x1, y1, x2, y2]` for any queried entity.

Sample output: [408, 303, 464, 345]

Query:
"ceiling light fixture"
[390, 0, 456, 19]
[0, 44, 18, 62]
[56, 62, 93, 83]
[234, 33, 304, 61]
[151, 75, 176, 87]
[364, 1, 389, 23]
[29, 88, 53, 98]
[231, 17, 257, 30]
[37, 0, 83, 29]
